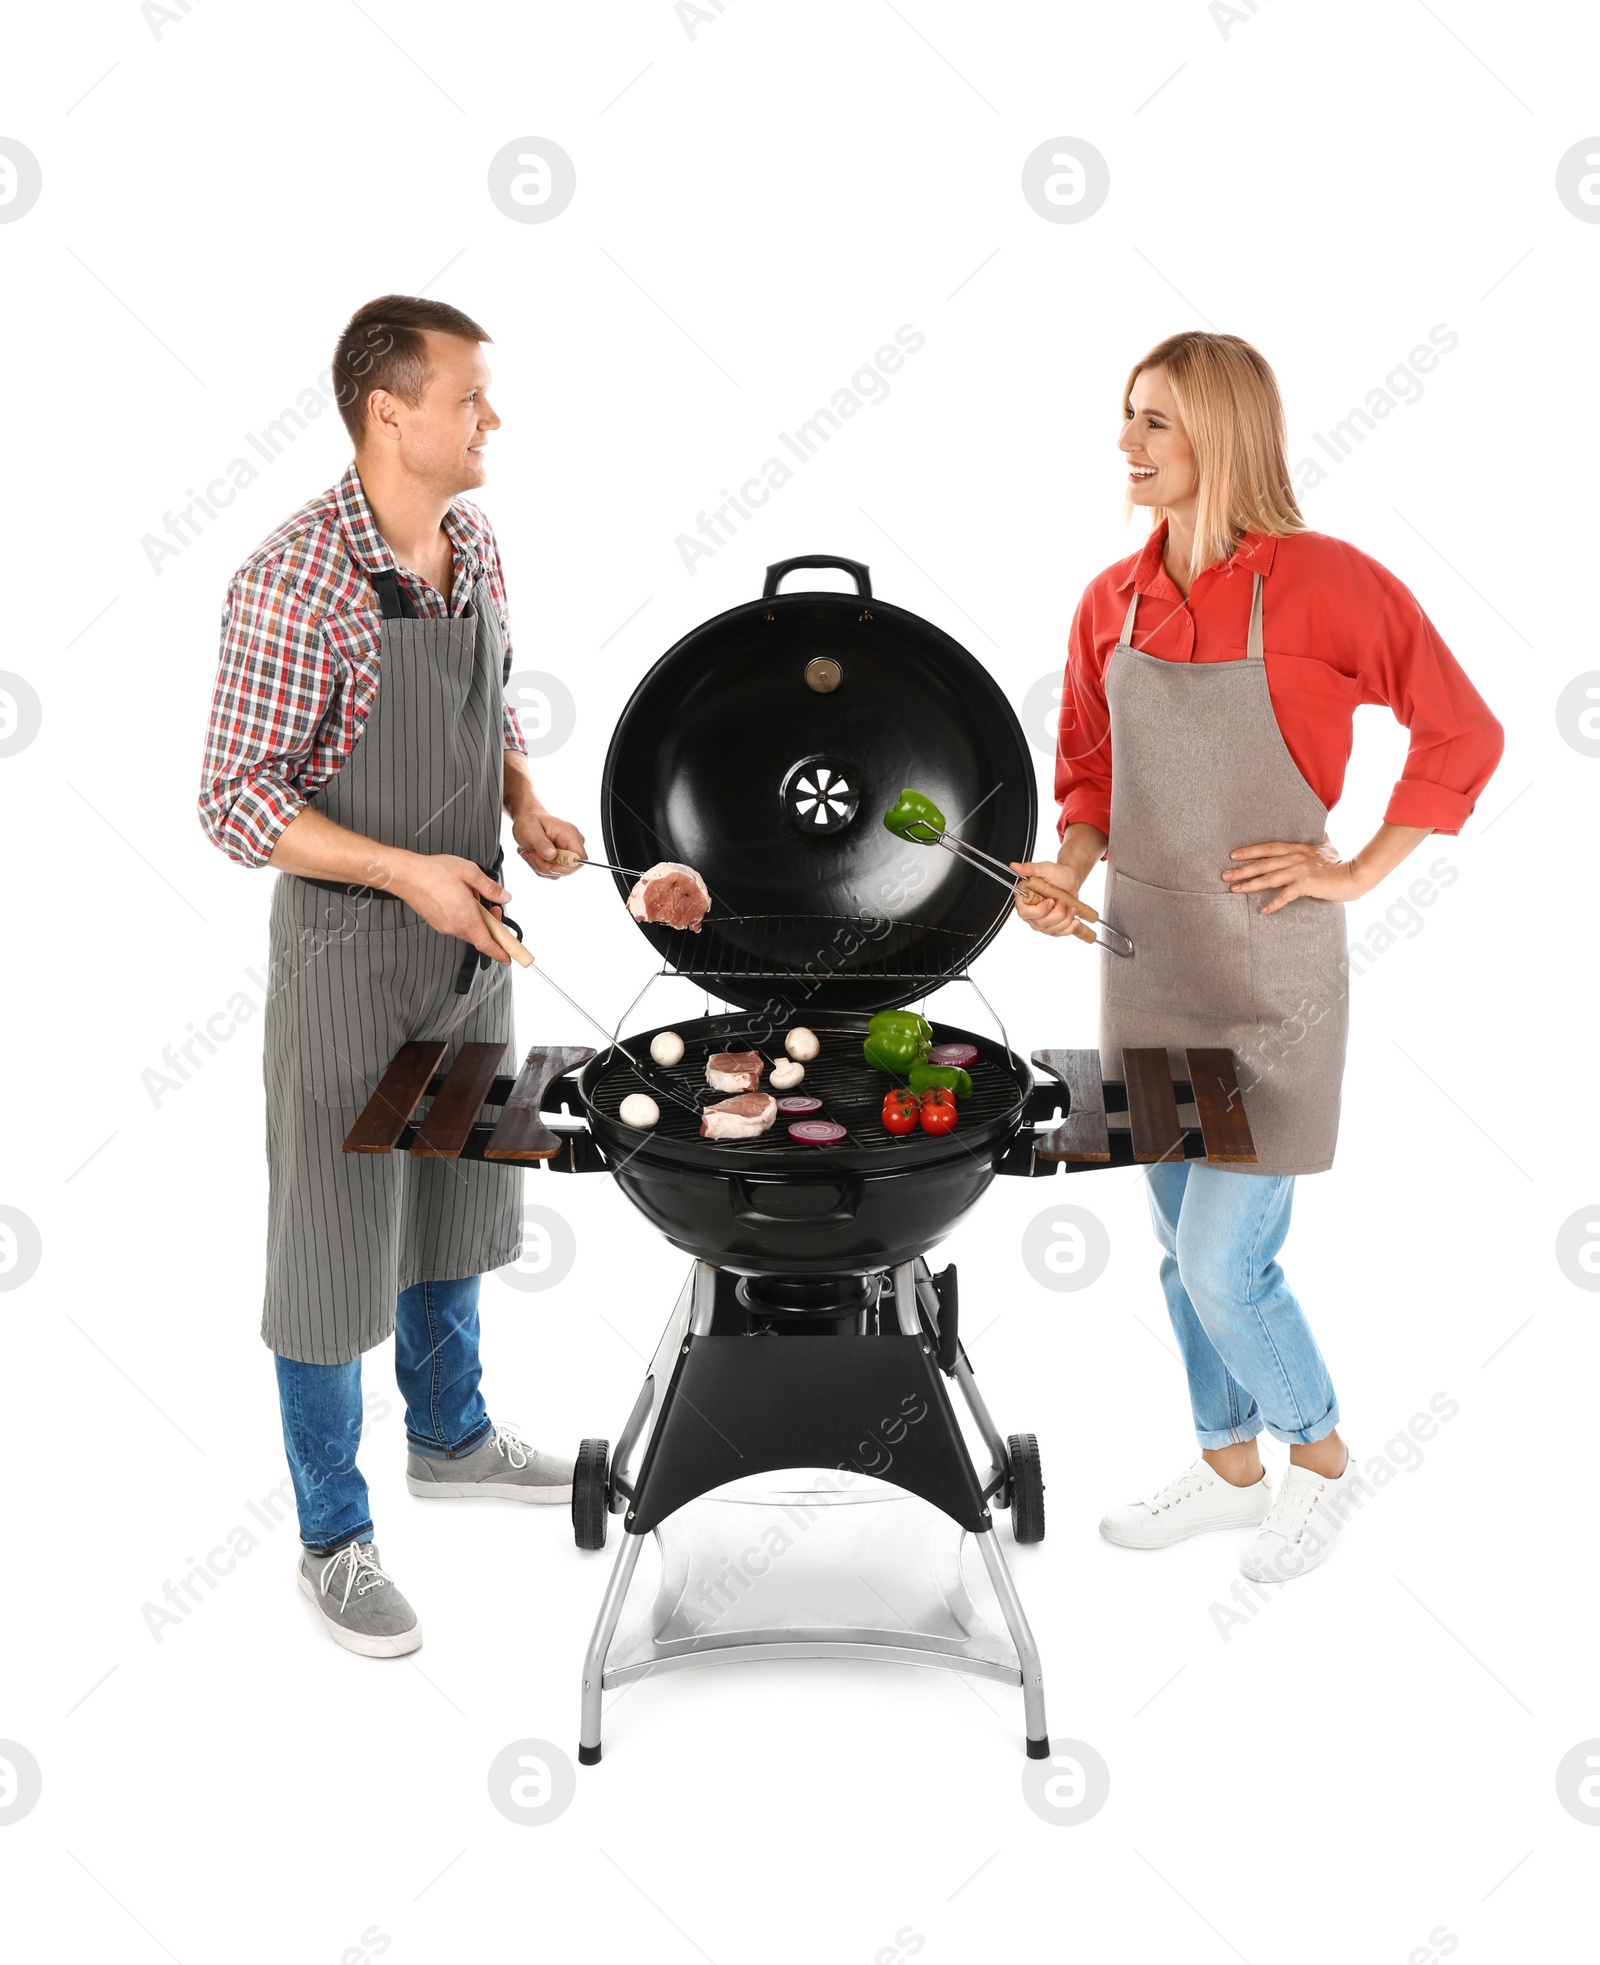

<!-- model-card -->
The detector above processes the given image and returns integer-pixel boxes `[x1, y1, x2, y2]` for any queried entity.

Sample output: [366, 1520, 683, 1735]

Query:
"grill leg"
[975, 1526, 1049, 1756]
[890, 1261, 921, 1336]
[952, 1355, 1009, 1497]
[688, 1259, 718, 1336]
[914, 1259, 1008, 1496]
[579, 1529, 646, 1766]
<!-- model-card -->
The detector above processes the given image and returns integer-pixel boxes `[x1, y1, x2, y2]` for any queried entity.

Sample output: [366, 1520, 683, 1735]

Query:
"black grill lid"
[601, 557, 1037, 1014]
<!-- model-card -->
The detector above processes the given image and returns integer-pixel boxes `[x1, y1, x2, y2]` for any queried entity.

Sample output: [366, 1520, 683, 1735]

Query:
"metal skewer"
[553, 848, 738, 924]
[552, 850, 649, 879]
[899, 821, 1134, 957]
[473, 902, 703, 1114]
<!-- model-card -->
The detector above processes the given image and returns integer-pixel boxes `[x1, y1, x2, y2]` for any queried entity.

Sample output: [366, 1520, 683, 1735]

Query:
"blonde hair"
[1123, 332, 1304, 581]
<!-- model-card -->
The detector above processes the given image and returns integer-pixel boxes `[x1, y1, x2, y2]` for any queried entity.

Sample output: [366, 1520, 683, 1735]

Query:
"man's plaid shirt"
[198, 462, 527, 867]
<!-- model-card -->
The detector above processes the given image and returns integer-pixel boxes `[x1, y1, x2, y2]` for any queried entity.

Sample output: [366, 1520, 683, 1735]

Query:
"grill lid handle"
[762, 556, 872, 600]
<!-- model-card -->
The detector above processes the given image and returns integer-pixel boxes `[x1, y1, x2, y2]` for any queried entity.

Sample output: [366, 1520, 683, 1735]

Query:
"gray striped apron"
[262, 565, 520, 1363]
[1098, 571, 1349, 1175]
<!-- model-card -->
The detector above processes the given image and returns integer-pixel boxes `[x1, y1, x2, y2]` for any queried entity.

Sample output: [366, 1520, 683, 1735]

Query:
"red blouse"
[1054, 523, 1503, 839]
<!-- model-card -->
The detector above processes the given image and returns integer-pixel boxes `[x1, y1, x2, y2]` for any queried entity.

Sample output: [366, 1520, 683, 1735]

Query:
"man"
[199, 295, 585, 1657]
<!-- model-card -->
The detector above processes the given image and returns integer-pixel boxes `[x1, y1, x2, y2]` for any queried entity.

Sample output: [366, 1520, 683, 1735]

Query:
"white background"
[2, 2, 1597, 1960]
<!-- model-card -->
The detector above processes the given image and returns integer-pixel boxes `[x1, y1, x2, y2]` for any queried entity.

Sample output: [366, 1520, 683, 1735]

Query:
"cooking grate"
[653, 914, 981, 986]
[590, 1020, 1023, 1157]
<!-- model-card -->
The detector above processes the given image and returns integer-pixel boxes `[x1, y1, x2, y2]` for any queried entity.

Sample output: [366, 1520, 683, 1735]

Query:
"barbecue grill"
[345, 556, 1259, 1765]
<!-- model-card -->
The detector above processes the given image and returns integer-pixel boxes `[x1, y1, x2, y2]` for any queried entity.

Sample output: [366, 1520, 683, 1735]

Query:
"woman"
[1012, 332, 1502, 1583]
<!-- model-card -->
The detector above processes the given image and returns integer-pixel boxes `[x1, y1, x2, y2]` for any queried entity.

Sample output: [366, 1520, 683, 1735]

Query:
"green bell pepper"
[869, 1009, 931, 1045]
[882, 787, 947, 842]
[909, 1059, 972, 1100]
[862, 1010, 933, 1076]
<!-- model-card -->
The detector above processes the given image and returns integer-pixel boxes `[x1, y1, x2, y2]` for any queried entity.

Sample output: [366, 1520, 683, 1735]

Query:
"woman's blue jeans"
[273, 1275, 494, 1554]
[1144, 1161, 1339, 1450]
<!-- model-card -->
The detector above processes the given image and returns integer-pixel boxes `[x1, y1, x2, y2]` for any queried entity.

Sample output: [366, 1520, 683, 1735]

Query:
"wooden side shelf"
[342, 1042, 597, 1165]
[342, 1041, 448, 1154]
[412, 1044, 510, 1158]
[1182, 1048, 1258, 1164]
[1029, 1046, 1257, 1169]
[1029, 1049, 1110, 1163]
[487, 1046, 598, 1163]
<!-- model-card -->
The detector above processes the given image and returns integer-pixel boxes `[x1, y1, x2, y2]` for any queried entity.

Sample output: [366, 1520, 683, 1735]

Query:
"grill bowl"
[581, 1014, 1030, 1274]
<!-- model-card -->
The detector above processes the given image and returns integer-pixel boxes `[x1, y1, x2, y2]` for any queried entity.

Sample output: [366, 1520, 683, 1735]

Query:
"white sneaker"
[1099, 1458, 1272, 1550]
[1240, 1456, 1363, 1582]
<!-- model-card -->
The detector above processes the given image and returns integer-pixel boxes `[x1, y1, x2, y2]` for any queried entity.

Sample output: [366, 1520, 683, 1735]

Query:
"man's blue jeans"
[1144, 1161, 1339, 1449]
[274, 1275, 494, 1553]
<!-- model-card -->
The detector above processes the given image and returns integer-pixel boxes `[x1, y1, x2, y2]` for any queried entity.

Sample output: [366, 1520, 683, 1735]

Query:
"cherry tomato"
[881, 1088, 920, 1136]
[919, 1087, 958, 1136]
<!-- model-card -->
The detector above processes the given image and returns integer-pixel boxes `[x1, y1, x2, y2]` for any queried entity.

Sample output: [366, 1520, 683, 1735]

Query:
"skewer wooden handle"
[477, 903, 535, 967]
[554, 849, 584, 869]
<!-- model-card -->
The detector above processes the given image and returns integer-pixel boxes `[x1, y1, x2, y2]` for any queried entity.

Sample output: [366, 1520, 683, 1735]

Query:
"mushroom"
[785, 1028, 820, 1061]
[650, 1031, 685, 1067]
[618, 1093, 660, 1129]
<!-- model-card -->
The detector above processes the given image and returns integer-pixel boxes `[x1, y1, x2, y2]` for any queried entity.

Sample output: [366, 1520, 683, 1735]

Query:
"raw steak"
[706, 1050, 765, 1093]
[627, 861, 711, 933]
[700, 1093, 778, 1141]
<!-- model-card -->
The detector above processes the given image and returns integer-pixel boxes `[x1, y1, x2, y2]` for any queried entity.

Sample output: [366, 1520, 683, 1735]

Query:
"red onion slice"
[928, 1042, 978, 1067]
[777, 1095, 823, 1114]
[788, 1119, 847, 1145]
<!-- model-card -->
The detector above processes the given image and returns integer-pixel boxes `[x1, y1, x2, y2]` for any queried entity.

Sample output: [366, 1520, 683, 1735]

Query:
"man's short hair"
[332, 294, 492, 445]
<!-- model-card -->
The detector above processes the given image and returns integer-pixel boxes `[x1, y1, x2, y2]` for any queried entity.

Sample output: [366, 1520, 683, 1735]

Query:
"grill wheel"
[572, 1437, 611, 1550]
[1007, 1432, 1046, 1544]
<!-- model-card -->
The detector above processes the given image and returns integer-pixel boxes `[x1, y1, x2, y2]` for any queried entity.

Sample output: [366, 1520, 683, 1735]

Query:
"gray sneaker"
[406, 1423, 574, 1504]
[298, 1541, 422, 1657]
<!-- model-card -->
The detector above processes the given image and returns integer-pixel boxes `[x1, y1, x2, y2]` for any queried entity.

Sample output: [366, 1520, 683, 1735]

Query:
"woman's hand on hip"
[1009, 861, 1091, 938]
[1223, 838, 1373, 912]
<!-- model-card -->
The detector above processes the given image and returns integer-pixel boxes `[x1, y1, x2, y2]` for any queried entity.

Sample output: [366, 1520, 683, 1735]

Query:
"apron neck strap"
[1120, 587, 1140, 647]
[370, 568, 417, 621]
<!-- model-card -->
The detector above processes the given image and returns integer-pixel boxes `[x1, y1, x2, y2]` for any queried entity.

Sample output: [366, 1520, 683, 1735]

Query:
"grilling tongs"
[883, 787, 1134, 957]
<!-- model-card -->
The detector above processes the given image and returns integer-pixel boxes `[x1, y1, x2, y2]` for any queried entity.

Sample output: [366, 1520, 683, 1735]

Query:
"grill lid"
[601, 557, 1038, 1014]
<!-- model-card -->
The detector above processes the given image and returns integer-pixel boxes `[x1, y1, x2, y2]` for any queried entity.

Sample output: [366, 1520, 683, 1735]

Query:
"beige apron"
[1097, 571, 1349, 1175]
